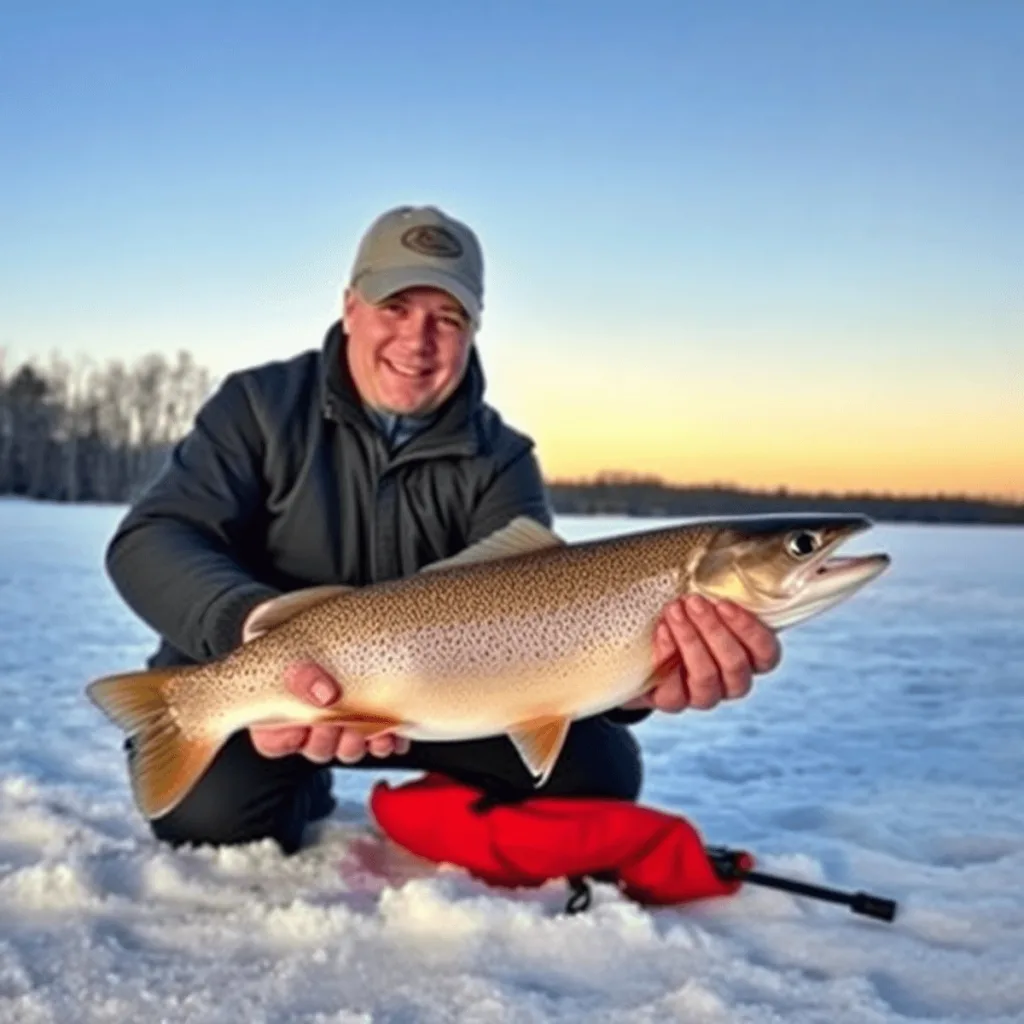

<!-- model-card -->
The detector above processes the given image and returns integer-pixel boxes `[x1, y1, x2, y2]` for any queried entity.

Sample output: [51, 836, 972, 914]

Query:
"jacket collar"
[318, 319, 487, 461]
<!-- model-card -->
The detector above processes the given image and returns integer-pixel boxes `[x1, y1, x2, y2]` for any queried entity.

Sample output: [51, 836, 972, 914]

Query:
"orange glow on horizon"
[533, 431, 1021, 501]
[487, 345, 1023, 503]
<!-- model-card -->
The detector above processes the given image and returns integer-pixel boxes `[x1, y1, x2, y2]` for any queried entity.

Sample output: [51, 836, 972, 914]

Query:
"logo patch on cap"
[401, 225, 463, 259]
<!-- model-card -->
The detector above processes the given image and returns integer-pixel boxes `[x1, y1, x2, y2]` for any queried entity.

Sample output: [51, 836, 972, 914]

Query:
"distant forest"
[0, 348, 211, 503]
[547, 474, 1023, 526]
[1, 348, 1020, 524]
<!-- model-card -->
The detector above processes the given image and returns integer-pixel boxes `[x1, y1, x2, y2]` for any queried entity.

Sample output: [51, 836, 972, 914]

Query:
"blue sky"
[2, 1, 1021, 495]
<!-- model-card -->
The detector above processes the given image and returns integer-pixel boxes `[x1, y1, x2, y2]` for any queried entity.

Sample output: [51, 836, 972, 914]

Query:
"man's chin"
[378, 380, 459, 417]
[377, 391, 441, 417]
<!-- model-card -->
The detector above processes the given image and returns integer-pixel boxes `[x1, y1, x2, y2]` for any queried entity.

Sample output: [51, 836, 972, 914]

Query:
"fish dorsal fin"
[242, 583, 354, 642]
[420, 516, 565, 574]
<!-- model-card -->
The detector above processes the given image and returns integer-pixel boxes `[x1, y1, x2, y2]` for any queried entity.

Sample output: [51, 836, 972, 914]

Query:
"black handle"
[706, 845, 899, 924]
[850, 891, 898, 922]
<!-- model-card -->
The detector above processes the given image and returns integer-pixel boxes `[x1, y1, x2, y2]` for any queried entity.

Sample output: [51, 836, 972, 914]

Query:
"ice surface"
[1, 498, 1022, 1022]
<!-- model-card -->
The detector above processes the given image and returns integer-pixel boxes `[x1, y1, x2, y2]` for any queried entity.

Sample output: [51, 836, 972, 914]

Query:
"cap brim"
[353, 266, 481, 324]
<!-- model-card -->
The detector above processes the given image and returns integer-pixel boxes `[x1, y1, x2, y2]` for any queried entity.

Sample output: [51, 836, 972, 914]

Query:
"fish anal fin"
[420, 516, 565, 574]
[243, 584, 355, 641]
[86, 668, 222, 820]
[507, 714, 573, 787]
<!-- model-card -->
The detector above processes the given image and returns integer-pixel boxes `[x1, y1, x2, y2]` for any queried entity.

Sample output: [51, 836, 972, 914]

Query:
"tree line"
[1, 349, 1020, 523]
[0, 348, 212, 502]
[547, 473, 1024, 526]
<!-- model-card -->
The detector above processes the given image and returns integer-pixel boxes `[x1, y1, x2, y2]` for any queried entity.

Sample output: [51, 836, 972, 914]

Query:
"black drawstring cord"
[468, 789, 603, 916]
[564, 876, 593, 914]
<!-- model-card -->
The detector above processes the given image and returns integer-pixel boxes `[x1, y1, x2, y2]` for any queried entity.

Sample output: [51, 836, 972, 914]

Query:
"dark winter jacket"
[105, 320, 553, 669]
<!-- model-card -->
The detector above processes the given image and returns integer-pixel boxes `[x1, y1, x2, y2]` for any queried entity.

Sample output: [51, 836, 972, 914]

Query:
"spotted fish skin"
[160, 522, 710, 741]
[85, 513, 890, 819]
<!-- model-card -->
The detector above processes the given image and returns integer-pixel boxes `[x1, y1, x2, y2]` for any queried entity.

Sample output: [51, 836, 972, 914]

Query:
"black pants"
[140, 715, 645, 855]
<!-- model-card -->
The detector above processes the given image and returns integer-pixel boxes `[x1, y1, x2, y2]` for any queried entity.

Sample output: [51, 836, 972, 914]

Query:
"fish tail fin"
[86, 667, 221, 821]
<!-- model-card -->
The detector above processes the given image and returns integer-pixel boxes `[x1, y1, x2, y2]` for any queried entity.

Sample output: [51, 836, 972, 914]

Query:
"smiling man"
[105, 205, 781, 855]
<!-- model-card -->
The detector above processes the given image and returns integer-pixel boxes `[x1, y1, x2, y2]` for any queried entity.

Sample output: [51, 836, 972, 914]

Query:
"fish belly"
[327, 574, 678, 742]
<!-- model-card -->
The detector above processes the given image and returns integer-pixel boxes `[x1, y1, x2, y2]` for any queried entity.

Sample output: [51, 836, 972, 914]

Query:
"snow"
[1, 497, 1022, 1023]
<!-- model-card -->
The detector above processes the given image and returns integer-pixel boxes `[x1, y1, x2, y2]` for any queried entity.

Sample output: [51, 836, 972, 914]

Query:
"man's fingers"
[303, 725, 343, 764]
[622, 622, 672, 711]
[336, 729, 369, 764]
[650, 616, 691, 713]
[661, 599, 726, 710]
[716, 601, 782, 674]
[251, 725, 309, 758]
[367, 734, 392, 758]
[684, 595, 755, 701]
[285, 661, 341, 707]
[367, 733, 410, 758]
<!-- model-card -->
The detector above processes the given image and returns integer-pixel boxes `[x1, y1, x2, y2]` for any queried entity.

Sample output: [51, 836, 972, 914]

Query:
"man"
[106, 205, 780, 856]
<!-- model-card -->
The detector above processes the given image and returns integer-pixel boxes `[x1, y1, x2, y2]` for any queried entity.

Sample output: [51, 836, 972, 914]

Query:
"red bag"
[369, 772, 753, 908]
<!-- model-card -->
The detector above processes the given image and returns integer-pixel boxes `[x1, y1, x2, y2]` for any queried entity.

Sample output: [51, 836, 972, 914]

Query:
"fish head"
[690, 513, 891, 630]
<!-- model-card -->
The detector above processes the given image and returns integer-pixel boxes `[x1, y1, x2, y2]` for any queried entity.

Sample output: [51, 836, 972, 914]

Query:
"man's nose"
[397, 309, 438, 348]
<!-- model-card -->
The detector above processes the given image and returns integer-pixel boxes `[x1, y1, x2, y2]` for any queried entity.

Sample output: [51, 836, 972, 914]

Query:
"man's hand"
[249, 661, 411, 763]
[624, 595, 781, 713]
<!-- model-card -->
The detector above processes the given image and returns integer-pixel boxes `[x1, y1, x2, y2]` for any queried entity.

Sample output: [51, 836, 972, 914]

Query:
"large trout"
[87, 513, 890, 820]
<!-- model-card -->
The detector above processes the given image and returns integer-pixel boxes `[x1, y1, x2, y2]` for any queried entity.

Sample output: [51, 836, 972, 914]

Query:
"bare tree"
[0, 347, 214, 502]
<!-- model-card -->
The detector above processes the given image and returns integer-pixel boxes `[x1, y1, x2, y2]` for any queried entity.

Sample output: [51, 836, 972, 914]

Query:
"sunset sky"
[2, 2, 1020, 499]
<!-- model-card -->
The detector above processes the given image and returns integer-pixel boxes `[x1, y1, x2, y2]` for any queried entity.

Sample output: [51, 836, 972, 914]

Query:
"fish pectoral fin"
[419, 516, 565, 573]
[640, 648, 683, 696]
[242, 584, 355, 641]
[86, 667, 222, 821]
[507, 714, 573, 787]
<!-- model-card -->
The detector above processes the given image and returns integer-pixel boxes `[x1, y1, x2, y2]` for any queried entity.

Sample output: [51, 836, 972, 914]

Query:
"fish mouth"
[728, 520, 891, 631]
[810, 551, 891, 590]
[758, 545, 891, 630]
[792, 520, 891, 599]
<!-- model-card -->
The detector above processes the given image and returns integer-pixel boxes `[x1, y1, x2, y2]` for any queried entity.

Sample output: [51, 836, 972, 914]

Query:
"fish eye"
[785, 530, 821, 558]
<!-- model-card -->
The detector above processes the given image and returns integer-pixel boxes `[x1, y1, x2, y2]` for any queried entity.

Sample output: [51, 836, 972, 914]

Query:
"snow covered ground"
[1, 498, 1022, 1023]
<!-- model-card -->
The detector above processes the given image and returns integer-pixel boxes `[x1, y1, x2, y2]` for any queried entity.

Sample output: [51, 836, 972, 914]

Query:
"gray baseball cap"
[348, 205, 484, 324]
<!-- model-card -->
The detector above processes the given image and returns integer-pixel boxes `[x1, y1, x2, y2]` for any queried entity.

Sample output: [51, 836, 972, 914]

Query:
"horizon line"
[546, 473, 1024, 507]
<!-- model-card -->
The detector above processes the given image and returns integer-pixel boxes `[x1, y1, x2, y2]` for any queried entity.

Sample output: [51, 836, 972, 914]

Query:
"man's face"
[343, 286, 474, 416]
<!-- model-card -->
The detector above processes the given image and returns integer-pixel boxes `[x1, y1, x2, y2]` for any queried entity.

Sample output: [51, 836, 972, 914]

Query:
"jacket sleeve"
[105, 372, 281, 663]
[468, 444, 652, 727]
[466, 445, 554, 544]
